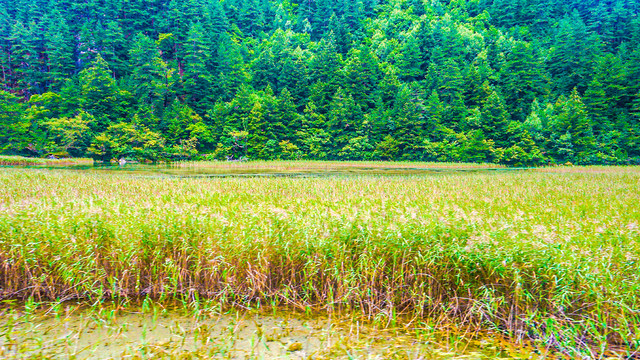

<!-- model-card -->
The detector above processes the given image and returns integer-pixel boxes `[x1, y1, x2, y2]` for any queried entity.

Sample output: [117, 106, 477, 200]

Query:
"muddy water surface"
[0, 304, 541, 359]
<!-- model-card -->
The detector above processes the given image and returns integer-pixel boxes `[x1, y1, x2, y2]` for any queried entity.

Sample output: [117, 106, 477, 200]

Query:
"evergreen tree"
[424, 90, 444, 139]
[183, 21, 212, 113]
[583, 78, 610, 135]
[212, 34, 249, 101]
[78, 54, 124, 130]
[480, 90, 511, 148]
[0, 90, 28, 153]
[277, 55, 309, 104]
[549, 11, 602, 93]
[396, 33, 422, 82]
[326, 87, 362, 157]
[44, 11, 75, 90]
[499, 41, 548, 121]
[129, 33, 173, 108]
[99, 21, 126, 78]
[327, 14, 351, 55]
[551, 89, 596, 163]
[340, 47, 381, 110]
[9, 21, 42, 95]
[205, 0, 229, 44]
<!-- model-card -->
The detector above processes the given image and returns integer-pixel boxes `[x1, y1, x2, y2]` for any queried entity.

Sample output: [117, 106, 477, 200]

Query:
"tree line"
[1, 0, 639, 165]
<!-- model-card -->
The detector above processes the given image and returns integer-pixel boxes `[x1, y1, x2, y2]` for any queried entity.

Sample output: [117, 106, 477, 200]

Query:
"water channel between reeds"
[2, 160, 517, 178]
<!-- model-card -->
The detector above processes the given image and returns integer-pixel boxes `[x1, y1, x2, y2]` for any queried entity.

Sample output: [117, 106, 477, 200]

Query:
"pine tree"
[9, 21, 42, 95]
[277, 55, 309, 105]
[0, 7, 12, 87]
[396, 33, 422, 82]
[246, 101, 270, 159]
[206, 0, 229, 43]
[129, 33, 170, 108]
[252, 47, 278, 91]
[308, 37, 342, 111]
[552, 89, 595, 162]
[340, 47, 381, 110]
[388, 84, 427, 159]
[309, 36, 342, 84]
[480, 90, 511, 148]
[78, 54, 120, 130]
[212, 34, 249, 102]
[274, 88, 301, 140]
[44, 10, 75, 90]
[0, 90, 28, 153]
[328, 14, 351, 55]
[499, 41, 547, 121]
[238, 0, 264, 37]
[162, 0, 190, 41]
[183, 21, 212, 114]
[438, 59, 464, 103]
[424, 90, 444, 139]
[326, 87, 362, 156]
[583, 78, 610, 136]
[625, 92, 640, 157]
[409, 0, 426, 16]
[549, 10, 602, 93]
[76, 21, 98, 70]
[463, 65, 486, 107]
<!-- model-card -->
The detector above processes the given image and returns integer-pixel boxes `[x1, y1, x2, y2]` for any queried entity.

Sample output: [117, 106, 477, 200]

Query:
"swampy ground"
[0, 161, 639, 358]
[1, 301, 544, 359]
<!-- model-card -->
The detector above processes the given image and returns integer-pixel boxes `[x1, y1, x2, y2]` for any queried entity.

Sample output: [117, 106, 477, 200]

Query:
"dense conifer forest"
[0, 0, 639, 165]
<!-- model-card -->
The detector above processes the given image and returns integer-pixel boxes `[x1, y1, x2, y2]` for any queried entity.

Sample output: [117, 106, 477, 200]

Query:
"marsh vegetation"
[0, 162, 639, 358]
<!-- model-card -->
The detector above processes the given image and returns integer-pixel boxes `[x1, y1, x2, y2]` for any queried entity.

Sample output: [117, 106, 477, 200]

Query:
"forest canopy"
[1, 0, 639, 165]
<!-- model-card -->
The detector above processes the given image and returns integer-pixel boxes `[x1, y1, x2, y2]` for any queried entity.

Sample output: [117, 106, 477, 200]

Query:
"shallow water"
[1, 162, 520, 179]
[0, 304, 542, 359]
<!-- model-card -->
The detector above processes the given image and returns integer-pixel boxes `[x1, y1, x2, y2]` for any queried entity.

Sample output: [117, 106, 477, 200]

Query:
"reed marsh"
[0, 155, 93, 166]
[0, 163, 639, 357]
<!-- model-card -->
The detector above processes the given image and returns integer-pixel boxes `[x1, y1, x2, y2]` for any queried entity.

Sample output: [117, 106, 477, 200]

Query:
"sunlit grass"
[0, 166, 638, 357]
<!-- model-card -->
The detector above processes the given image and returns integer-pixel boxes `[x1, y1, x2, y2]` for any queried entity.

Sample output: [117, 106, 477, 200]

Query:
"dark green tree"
[44, 10, 75, 89]
[183, 21, 212, 113]
[480, 90, 511, 148]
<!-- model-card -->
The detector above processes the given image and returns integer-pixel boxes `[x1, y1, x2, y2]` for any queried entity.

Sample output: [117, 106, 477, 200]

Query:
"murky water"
[0, 304, 542, 359]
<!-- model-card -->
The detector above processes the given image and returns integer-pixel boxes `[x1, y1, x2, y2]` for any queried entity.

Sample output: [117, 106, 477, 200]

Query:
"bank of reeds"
[176, 160, 505, 172]
[0, 155, 93, 166]
[0, 167, 638, 357]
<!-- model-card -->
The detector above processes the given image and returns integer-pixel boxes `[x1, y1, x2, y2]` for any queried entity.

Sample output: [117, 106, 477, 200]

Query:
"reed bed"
[0, 155, 93, 166]
[177, 160, 505, 171]
[0, 167, 639, 357]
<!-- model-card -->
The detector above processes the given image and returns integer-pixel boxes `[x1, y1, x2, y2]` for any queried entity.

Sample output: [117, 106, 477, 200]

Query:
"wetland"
[1, 161, 639, 358]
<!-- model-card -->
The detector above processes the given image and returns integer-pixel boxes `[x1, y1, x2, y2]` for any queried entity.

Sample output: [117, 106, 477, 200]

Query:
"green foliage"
[0, 90, 28, 153]
[44, 111, 93, 155]
[0, 0, 637, 165]
[87, 119, 166, 162]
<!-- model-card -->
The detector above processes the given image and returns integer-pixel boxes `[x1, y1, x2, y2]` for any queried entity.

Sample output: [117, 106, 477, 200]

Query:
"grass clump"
[0, 166, 638, 357]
